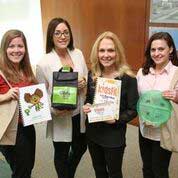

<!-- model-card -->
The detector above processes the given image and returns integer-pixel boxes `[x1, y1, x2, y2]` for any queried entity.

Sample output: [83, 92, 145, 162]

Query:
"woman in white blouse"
[36, 17, 88, 178]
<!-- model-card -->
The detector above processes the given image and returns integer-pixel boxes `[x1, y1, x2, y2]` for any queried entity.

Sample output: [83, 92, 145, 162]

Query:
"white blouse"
[36, 49, 88, 142]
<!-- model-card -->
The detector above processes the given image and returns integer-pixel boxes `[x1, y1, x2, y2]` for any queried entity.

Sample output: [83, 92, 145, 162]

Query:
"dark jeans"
[88, 139, 125, 178]
[139, 131, 172, 178]
[0, 124, 36, 178]
[68, 114, 87, 178]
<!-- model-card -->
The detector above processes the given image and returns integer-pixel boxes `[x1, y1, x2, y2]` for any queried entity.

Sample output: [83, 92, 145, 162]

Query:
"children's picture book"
[19, 83, 52, 126]
[89, 77, 121, 122]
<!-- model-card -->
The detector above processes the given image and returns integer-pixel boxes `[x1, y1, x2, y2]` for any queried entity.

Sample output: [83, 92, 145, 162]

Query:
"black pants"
[139, 131, 172, 178]
[68, 114, 87, 178]
[0, 124, 36, 178]
[53, 141, 71, 178]
[88, 139, 125, 178]
[53, 114, 87, 178]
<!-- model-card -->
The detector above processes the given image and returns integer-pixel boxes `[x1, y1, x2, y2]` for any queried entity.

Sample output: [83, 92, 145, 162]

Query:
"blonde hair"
[0, 29, 37, 83]
[90, 31, 135, 80]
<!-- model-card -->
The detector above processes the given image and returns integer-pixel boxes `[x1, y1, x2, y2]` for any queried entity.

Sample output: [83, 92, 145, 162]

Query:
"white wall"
[0, 0, 44, 65]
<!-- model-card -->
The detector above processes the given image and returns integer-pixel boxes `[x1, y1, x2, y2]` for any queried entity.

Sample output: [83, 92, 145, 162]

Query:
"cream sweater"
[36, 49, 88, 142]
[161, 69, 178, 152]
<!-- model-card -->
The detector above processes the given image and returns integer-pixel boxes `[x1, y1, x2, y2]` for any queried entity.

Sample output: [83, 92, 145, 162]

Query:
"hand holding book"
[19, 83, 52, 126]
[87, 77, 121, 123]
[83, 103, 92, 114]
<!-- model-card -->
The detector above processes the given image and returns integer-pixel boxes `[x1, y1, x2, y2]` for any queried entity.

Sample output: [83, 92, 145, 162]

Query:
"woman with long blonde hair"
[83, 31, 138, 178]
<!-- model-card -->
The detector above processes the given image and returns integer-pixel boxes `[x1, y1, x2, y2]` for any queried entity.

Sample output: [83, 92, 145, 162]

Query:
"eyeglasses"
[53, 31, 70, 38]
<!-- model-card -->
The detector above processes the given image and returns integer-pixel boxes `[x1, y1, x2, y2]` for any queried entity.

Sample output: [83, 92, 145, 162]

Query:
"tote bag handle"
[0, 70, 12, 88]
[60, 66, 73, 72]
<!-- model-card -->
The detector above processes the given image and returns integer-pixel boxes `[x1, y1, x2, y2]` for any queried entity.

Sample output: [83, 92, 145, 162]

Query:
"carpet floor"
[0, 124, 178, 178]
[0, 155, 11, 178]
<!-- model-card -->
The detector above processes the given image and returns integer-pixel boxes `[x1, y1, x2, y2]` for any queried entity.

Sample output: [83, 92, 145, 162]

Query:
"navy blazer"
[85, 71, 139, 148]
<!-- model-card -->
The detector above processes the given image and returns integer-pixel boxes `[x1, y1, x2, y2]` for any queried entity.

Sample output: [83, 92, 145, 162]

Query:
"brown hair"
[143, 32, 178, 75]
[0, 29, 37, 83]
[46, 17, 74, 53]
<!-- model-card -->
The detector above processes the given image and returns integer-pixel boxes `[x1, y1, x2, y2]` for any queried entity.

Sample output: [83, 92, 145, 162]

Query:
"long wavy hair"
[90, 31, 135, 80]
[0, 29, 37, 83]
[46, 17, 74, 53]
[142, 32, 178, 75]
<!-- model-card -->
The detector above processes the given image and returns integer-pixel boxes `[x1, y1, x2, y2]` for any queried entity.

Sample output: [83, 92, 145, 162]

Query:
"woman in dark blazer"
[83, 31, 139, 178]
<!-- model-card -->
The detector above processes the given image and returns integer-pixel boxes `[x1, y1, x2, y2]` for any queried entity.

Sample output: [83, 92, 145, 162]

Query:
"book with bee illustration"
[19, 83, 52, 126]
[88, 77, 121, 123]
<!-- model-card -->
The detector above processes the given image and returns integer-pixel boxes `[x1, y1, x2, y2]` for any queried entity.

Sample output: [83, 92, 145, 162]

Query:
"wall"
[40, 0, 147, 70]
[0, 0, 44, 65]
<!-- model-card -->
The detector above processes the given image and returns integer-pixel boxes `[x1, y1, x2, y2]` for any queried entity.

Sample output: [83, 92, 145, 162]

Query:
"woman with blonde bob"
[83, 31, 138, 178]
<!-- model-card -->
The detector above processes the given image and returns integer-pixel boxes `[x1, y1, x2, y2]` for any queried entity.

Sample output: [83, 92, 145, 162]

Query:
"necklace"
[60, 53, 74, 69]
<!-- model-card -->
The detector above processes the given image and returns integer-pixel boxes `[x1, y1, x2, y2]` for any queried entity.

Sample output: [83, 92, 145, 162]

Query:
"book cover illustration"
[91, 77, 121, 122]
[88, 102, 116, 123]
[19, 83, 52, 126]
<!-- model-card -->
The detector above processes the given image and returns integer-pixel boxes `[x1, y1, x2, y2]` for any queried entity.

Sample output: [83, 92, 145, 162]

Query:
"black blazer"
[85, 71, 139, 148]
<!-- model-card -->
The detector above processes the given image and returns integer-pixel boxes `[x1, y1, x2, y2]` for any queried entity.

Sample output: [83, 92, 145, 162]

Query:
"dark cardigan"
[85, 71, 139, 147]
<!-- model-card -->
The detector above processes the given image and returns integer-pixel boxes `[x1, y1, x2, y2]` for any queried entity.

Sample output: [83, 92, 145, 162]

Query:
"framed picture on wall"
[150, 0, 178, 23]
[149, 27, 178, 50]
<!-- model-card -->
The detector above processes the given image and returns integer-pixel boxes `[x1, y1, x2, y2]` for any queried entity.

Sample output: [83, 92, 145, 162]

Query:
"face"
[6, 37, 25, 65]
[98, 38, 116, 69]
[53, 23, 70, 50]
[31, 95, 41, 105]
[150, 39, 173, 68]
